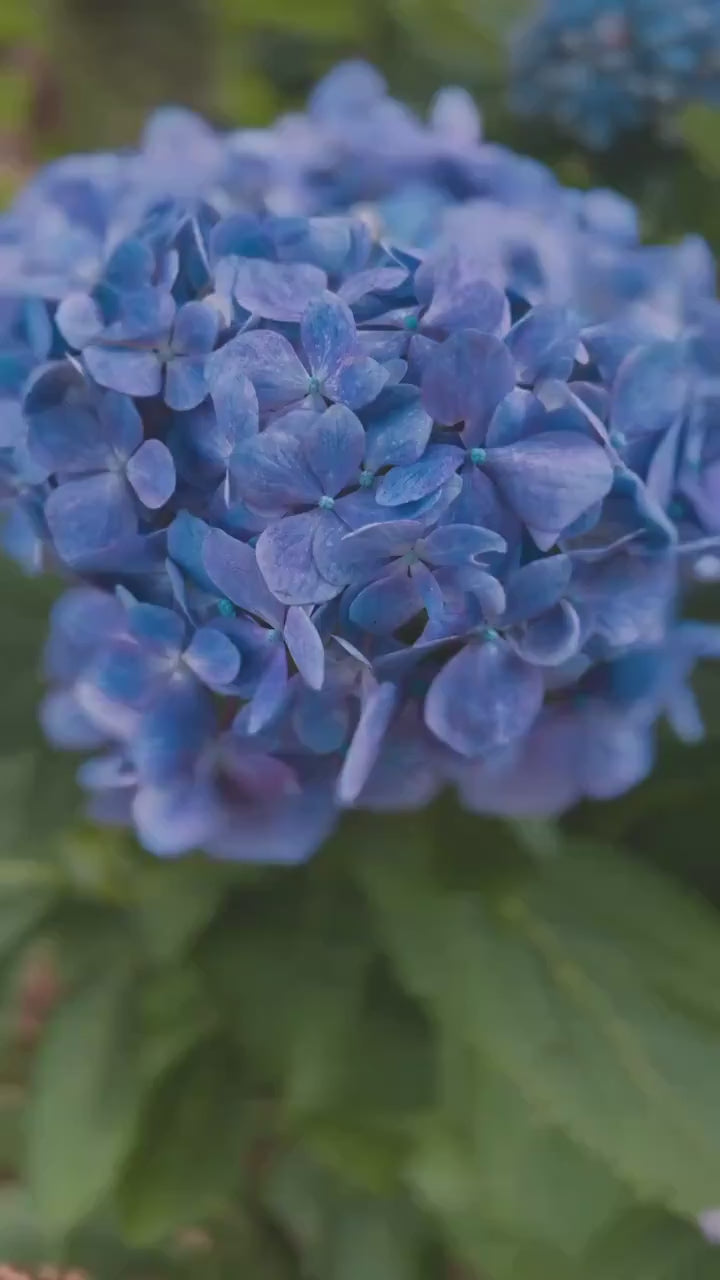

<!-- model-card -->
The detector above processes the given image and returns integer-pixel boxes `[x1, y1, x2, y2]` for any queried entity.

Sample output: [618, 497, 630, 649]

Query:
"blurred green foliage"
[4, 1, 720, 1277]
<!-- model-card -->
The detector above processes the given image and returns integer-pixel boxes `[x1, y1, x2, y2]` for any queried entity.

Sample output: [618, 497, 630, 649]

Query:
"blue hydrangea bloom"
[512, 0, 720, 148]
[2, 63, 720, 861]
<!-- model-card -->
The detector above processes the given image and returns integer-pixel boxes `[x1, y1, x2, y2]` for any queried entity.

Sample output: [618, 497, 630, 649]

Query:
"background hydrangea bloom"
[1, 61, 719, 862]
[511, 0, 720, 148]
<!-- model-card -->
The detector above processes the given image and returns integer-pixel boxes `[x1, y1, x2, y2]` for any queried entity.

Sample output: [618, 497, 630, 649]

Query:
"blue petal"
[133, 780, 218, 857]
[171, 300, 219, 355]
[207, 367, 258, 449]
[203, 527, 284, 627]
[283, 606, 325, 690]
[164, 354, 208, 412]
[422, 331, 516, 435]
[303, 404, 365, 497]
[505, 306, 580, 384]
[99, 392, 144, 460]
[55, 293, 103, 349]
[293, 687, 350, 753]
[28, 404, 112, 474]
[341, 519, 422, 570]
[611, 342, 688, 440]
[232, 431, 320, 510]
[323, 356, 389, 410]
[337, 681, 397, 805]
[512, 601, 581, 667]
[423, 266, 508, 336]
[40, 689, 108, 749]
[375, 444, 463, 507]
[502, 554, 572, 625]
[183, 626, 241, 686]
[126, 439, 176, 509]
[246, 643, 289, 734]
[131, 682, 215, 784]
[105, 237, 155, 290]
[349, 569, 423, 634]
[167, 511, 217, 592]
[487, 433, 613, 537]
[123, 600, 185, 656]
[84, 344, 162, 397]
[485, 388, 546, 449]
[256, 512, 340, 606]
[339, 266, 408, 305]
[419, 523, 506, 566]
[233, 259, 327, 321]
[206, 331, 308, 414]
[425, 640, 543, 756]
[45, 472, 138, 563]
[301, 292, 356, 381]
[362, 385, 432, 471]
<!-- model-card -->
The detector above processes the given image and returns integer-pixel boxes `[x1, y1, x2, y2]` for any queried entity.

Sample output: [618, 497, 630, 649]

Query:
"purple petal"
[349, 569, 423, 634]
[303, 404, 365, 496]
[301, 292, 356, 380]
[293, 687, 350, 753]
[375, 444, 463, 507]
[203, 527, 284, 627]
[84, 344, 162, 398]
[487, 433, 613, 537]
[363, 386, 433, 471]
[512, 600, 581, 667]
[206, 331, 308, 414]
[419, 523, 506, 565]
[337, 681, 397, 805]
[164, 354, 208, 412]
[422, 331, 516, 434]
[233, 259, 327, 321]
[28, 404, 114, 474]
[171, 300, 219, 355]
[256, 512, 340, 606]
[283, 606, 325, 690]
[231, 430, 320, 509]
[412, 561, 445, 617]
[45, 472, 138, 564]
[503, 554, 572, 625]
[183, 626, 241, 686]
[425, 640, 544, 757]
[126, 439, 176, 509]
[323, 356, 389, 410]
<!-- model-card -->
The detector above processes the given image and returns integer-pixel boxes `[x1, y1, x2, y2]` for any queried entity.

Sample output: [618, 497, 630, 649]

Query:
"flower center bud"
[359, 469, 374, 488]
[318, 495, 335, 510]
[217, 598, 235, 618]
[482, 627, 500, 643]
[469, 447, 487, 465]
[403, 314, 420, 331]
[308, 375, 321, 394]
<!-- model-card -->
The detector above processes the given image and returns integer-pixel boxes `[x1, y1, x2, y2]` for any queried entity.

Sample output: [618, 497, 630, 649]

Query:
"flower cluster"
[511, 0, 720, 148]
[1, 62, 719, 861]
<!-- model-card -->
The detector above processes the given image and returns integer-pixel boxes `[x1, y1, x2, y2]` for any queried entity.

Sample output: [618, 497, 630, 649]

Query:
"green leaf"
[358, 831, 720, 1216]
[581, 1207, 720, 1279]
[134, 860, 223, 963]
[25, 966, 146, 1234]
[678, 104, 720, 179]
[117, 1039, 251, 1245]
[409, 1040, 628, 1268]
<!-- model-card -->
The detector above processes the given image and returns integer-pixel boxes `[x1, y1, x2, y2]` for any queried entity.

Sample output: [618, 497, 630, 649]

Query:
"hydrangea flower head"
[511, 0, 720, 148]
[2, 64, 719, 861]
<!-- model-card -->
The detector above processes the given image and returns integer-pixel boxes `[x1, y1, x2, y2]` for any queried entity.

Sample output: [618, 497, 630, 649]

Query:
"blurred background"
[4, 2, 720, 1276]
